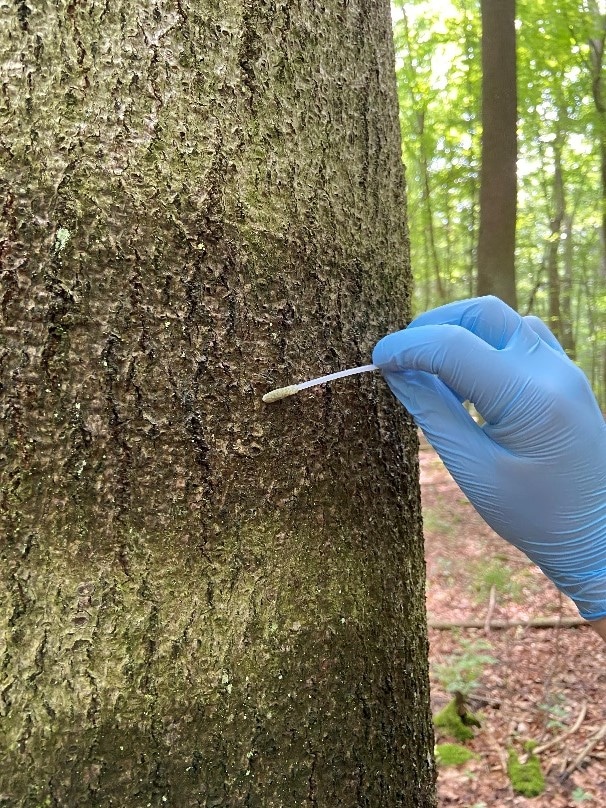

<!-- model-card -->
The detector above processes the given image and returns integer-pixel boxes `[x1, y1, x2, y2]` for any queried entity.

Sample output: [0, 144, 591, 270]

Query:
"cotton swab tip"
[262, 384, 300, 404]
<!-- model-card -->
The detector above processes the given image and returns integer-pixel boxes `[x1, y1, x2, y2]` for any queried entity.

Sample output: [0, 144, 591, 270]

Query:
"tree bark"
[476, 0, 518, 308]
[0, 1, 435, 806]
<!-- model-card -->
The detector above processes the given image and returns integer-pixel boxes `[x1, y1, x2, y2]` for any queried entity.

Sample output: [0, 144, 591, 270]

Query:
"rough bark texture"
[0, 1, 435, 806]
[477, 0, 518, 308]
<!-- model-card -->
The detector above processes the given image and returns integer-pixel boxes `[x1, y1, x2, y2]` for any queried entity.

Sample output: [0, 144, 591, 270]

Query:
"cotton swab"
[262, 364, 378, 403]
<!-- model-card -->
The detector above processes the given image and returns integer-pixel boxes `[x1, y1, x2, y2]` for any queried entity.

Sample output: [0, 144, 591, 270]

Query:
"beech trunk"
[0, 1, 435, 805]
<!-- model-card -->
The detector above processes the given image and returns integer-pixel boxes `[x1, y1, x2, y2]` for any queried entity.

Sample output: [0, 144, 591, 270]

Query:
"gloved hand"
[373, 296, 606, 621]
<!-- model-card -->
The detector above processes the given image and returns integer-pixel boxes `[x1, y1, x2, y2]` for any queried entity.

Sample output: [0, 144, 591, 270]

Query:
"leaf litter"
[420, 438, 606, 807]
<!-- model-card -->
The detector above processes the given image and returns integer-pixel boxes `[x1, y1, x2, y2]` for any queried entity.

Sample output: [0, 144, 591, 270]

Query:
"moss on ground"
[507, 747, 545, 797]
[435, 743, 477, 767]
[433, 698, 476, 742]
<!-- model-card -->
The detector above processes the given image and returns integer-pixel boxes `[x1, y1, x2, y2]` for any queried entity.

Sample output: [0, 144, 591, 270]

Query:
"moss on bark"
[0, 0, 435, 804]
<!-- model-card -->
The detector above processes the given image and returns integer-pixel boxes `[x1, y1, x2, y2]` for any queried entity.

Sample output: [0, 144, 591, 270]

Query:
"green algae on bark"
[0, 0, 436, 804]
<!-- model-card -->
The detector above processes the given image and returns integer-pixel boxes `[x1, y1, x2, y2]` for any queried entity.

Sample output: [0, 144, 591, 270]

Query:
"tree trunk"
[587, 7, 606, 268]
[546, 141, 565, 343]
[476, 0, 518, 308]
[400, 8, 445, 304]
[561, 212, 577, 358]
[0, 1, 435, 806]
[587, 5, 606, 406]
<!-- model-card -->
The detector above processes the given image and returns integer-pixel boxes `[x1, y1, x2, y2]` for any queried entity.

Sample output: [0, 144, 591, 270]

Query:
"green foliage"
[507, 747, 546, 797]
[432, 638, 496, 696]
[572, 786, 593, 802]
[433, 698, 475, 742]
[422, 505, 459, 535]
[393, 0, 606, 406]
[434, 742, 477, 766]
[538, 692, 569, 730]
[470, 557, 528, 603]
[393, 0, 481, 306]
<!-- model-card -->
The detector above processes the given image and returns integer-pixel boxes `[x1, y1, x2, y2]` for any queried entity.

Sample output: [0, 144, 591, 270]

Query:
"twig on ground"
[559, 722, 606, 781]
[429, 616, 587, 630]
[484, 585, 497, 634]
[486, 731, 509, 776]
[532, 702, 587, 756]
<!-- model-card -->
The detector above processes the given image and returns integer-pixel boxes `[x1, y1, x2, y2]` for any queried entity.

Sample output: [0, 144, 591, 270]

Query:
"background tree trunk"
[477, 0, 518, 307]
[0, 1, 435, 806]
[546, 139, 565, 343]
[587, 3, 606, 405]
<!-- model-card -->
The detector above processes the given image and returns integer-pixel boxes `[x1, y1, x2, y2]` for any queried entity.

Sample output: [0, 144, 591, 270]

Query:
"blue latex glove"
[373, 296, 606, 621]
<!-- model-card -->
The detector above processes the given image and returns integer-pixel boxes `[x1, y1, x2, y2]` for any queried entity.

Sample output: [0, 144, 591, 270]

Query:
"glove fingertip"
[372, 332, 403, 370]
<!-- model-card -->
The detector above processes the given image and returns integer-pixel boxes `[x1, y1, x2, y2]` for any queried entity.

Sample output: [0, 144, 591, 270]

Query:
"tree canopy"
[394, 0, 606, 404]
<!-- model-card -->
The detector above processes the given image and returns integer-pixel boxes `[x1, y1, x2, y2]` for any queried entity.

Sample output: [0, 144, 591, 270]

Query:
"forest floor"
[420, 439, 606, 808]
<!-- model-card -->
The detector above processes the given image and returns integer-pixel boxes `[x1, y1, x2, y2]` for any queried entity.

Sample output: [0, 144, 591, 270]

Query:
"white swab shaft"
[262, 364, 377, 403]
[296, 364, 378, 391]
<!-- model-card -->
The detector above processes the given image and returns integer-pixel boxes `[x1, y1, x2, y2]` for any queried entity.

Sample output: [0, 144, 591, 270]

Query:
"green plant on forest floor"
[572, 786, 593, 802]
[432, 638, 497, 696]
[470, 556, 530, 603]
[538, 692, 569, 730]
[423, 505, 461, 535]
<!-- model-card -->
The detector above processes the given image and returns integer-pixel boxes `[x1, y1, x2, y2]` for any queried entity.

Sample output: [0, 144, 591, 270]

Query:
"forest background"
[394, 0, 606, 405]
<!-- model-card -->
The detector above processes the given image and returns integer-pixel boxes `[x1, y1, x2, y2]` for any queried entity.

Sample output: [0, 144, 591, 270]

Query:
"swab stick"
[262, 364, 378, 404]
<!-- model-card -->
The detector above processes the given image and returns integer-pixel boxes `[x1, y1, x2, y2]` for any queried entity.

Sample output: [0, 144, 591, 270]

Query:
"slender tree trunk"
[588, 11, 606, 268]
[587, 6, 606, 406]
[561, 213, 577, 358]
[421, 152, 447, 302]
[476, 0, 518, 308]
[401, 9, 446, 304]
[0, 2, 436, 806]
[461, 1, 481, 298]
[546, 142, 565, 342]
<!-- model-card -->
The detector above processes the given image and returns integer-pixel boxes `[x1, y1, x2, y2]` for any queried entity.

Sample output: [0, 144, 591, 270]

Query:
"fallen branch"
[532, 702, 587, 757]
[429, 616, 587, 630]
[484, 585, 497, 634]
[560, 722, 606, 780]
